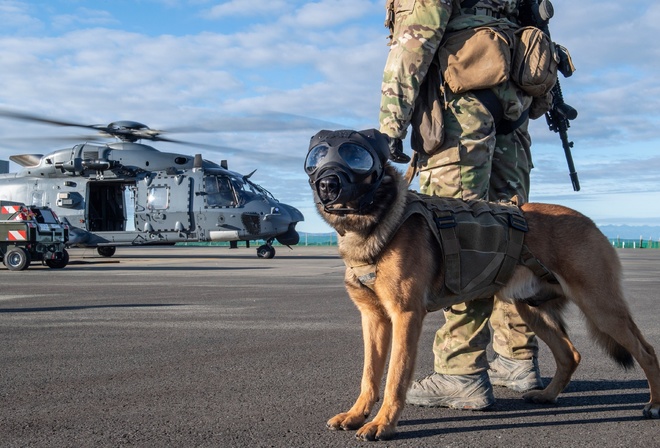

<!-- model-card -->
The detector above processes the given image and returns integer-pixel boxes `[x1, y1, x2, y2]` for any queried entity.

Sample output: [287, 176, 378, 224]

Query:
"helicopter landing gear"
[256, 241, 276, 259]
[97, 246, 117, 257]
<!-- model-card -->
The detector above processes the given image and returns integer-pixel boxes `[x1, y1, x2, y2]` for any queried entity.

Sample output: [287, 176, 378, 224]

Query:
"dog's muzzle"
[316, 173, 341, 203]
[309, 169, 378, 214]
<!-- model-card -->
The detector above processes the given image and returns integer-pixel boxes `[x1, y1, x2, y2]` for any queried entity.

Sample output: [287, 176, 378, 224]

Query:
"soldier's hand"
[387, 137, 411, 164]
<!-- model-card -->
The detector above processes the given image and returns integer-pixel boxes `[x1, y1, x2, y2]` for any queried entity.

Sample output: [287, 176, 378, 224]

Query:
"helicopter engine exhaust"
[82, 160, 114, 171]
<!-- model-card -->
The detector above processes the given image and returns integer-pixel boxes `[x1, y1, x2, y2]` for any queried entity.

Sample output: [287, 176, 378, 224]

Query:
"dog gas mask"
[304, 129, 390, 215]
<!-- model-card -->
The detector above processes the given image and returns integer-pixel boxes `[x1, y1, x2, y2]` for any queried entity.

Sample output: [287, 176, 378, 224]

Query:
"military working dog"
[304, 129, 660, 441]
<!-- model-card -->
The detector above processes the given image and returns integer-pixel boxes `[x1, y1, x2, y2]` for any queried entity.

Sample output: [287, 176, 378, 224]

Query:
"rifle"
[520, 0, 580, 191]
[547, 78, 580, 191]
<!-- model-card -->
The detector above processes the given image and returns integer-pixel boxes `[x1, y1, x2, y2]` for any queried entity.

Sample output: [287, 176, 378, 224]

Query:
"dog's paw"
[355, 421, 396, 441]
[522, 389, 558, 404]
[642, 402, 660, 419]
[326, 412, 366, 431]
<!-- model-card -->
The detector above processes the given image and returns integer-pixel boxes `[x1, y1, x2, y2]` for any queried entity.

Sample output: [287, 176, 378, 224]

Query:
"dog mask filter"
[304, 129, 390, 215]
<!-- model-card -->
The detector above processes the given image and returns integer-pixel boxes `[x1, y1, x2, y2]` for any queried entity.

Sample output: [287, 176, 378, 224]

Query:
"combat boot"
[406, 371, 495, 410]
[488, 354, 543, 393]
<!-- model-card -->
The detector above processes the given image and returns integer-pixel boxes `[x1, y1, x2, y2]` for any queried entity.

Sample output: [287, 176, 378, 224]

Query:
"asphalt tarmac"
[1, 245, 659, 447]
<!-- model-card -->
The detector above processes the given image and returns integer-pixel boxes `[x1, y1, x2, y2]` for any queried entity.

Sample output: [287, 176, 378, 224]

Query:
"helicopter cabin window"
[147, 186, 169, 210]
[205, 176, 236, 207]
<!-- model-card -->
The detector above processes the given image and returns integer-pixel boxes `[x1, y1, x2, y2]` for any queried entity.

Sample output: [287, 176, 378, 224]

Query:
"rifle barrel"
[559, 130, 580, 191]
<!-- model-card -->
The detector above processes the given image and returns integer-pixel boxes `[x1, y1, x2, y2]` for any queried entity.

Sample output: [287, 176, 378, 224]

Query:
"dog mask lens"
[305, 143, 374, 176]
[338, 143, 373, 174]
[305, 145, 328, 174]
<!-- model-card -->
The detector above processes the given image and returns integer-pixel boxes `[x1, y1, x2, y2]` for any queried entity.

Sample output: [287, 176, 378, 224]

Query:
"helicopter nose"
[317, 175, 340, 203]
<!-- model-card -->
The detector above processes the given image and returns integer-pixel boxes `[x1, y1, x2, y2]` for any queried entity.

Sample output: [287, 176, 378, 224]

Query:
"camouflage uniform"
[379, 0, 538, 375]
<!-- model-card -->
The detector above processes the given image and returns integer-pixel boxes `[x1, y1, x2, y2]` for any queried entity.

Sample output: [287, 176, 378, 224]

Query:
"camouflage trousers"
[418, 82, 538, 374]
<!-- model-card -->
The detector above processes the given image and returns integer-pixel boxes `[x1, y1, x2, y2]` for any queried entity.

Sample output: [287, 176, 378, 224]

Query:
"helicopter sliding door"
[86, 182, 127, 232]
[134, 174, 193, 234]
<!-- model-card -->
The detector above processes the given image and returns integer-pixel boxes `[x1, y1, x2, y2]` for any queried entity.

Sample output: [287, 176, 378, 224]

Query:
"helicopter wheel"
[97, 246, 117, 257]
[256, 244, 276, 259]
[46, 249, 69, 269]
[4, 247, 31, 271]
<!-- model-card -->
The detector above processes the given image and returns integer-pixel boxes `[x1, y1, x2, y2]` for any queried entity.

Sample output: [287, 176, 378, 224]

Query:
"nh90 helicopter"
[0, 110, 304, 259]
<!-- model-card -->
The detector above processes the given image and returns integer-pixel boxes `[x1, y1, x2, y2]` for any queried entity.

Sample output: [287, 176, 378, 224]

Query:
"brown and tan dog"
[304, 129, 660, 441]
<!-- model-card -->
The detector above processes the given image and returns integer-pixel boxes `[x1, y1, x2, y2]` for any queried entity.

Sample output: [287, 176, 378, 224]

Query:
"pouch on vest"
[411, 58, 445, 156]
[529, 90, 553, 120]
[437, 26, 511, 94]
[511, 26, 558, 97]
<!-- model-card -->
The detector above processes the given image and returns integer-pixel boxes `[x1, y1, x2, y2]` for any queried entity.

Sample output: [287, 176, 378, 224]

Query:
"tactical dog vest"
[349, 193, 556, 312]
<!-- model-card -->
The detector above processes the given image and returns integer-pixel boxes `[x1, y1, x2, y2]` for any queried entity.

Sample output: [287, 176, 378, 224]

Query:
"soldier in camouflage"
[379, 0, 543, 409]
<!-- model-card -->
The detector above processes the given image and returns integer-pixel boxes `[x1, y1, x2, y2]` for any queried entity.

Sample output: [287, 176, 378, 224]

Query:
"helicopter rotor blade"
[3, 134, 107, 145]
[0, 108, 343, 154]
[164, 112, 345, 134]
[140, 134, 238, 151]
[0, 108, 344, 134]
[0, 109, 223, 148]
[0, 108, 101, 131]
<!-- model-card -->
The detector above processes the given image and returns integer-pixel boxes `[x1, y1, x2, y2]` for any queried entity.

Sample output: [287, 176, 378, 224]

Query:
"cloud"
[204, 0, 290, 19]
[0, 0, 43, 34]
[0, 0, 657, 231]
[50, 8, 118, 30]
[284, 0, 379, 28]
[544, 0, 660, 147]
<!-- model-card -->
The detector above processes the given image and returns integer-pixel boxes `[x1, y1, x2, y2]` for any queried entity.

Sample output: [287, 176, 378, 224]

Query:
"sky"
[0, 0, 658, 234]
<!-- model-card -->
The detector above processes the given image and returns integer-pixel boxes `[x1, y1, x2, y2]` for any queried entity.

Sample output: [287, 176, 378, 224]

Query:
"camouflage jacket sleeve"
[379, 0, 452, 140]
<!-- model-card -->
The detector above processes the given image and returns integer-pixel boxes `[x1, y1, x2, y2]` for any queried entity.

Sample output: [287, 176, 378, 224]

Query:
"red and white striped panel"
[2, 205, 20, 214]
[7, 230, 27, 241]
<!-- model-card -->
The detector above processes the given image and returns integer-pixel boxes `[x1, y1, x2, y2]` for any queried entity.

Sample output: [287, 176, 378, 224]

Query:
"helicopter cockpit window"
[231, 178, 261, 203]
[147, 186, 169, 210]
[205, 176, 236, 207]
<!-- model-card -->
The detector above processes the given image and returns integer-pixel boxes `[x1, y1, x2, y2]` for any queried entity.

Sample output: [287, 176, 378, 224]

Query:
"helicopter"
[0, 110, 304, 259]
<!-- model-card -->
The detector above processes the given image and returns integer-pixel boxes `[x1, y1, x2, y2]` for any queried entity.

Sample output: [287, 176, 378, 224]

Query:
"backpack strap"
[432, 208, 462, 294]
[494, 212, 528, 285]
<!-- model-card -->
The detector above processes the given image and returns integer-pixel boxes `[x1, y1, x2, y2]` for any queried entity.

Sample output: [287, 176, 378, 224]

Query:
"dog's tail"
[520, 294, 635, 370]
[585, 318, 635, 370]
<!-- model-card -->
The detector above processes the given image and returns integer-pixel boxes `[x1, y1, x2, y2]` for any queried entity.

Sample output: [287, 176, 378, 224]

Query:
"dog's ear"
[309, 130, 334, 150]
[357, 129, 391, 165]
